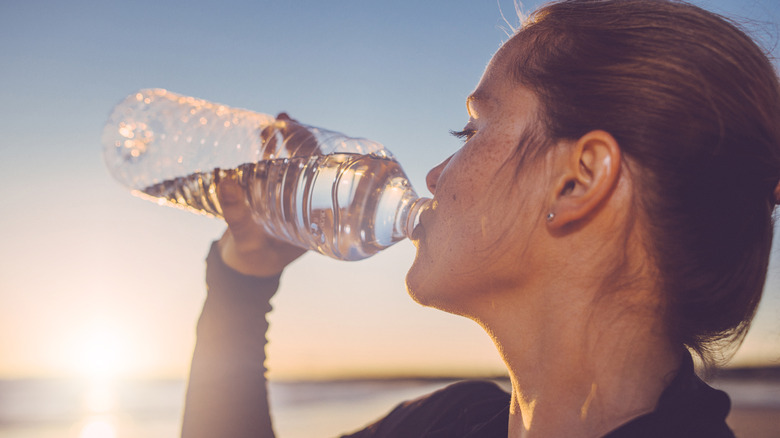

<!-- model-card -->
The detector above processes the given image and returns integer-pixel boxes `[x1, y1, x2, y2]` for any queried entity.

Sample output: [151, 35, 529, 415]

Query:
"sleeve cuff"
[205, 240, 282, 300]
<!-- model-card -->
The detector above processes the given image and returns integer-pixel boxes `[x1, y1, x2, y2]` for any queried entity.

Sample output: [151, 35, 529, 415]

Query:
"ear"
[548, 130, 621, 228]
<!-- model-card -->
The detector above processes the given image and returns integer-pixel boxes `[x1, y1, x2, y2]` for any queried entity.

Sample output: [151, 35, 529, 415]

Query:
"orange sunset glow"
[0, 0, 778, 437]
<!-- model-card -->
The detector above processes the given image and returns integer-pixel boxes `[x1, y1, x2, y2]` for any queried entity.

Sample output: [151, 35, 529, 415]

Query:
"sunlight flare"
[67, 321, 134, 380]
[77, 416, 118, 438]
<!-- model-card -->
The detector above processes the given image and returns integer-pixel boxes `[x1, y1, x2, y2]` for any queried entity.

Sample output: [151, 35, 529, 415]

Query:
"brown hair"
[513, 0, 780, 364]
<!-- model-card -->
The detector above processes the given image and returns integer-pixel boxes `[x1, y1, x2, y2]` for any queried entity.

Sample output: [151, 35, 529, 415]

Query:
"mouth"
[410, 222, 424, 243]
[410, 206, 433, 243]
[405, 197, 433, 241]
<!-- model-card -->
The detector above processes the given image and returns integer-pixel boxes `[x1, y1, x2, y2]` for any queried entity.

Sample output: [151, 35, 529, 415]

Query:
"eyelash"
[449, 128, 477, 142]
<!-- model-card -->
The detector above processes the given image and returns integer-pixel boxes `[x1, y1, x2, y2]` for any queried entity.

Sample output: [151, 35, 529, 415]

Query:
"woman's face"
[406, 38, 556, 316]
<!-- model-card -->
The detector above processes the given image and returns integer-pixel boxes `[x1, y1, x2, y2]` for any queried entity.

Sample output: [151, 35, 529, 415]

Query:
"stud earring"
[546, 212, 555, 222]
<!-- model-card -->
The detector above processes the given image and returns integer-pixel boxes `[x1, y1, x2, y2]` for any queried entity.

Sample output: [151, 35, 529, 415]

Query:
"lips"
[410, 219, 425, 243]
[410, 204, 434, 243]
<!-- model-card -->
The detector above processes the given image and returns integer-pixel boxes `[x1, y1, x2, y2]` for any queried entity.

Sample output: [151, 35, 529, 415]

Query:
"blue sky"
[1, 0, 778, 379]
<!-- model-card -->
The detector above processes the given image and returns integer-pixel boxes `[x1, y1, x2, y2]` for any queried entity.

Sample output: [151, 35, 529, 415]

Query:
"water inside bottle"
[138, 153, 420, 260]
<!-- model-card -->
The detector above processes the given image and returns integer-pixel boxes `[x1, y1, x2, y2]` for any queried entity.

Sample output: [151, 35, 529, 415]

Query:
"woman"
[181, 0, 780, 437]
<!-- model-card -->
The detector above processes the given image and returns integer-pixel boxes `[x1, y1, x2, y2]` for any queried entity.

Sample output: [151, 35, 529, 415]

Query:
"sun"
[78, 330, 124, 379]
[64, 321, 135, 416]
[68, 321, 132, 380]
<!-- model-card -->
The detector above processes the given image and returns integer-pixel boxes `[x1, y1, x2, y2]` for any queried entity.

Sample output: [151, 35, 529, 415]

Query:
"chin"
[405, 248, 479, 316]
[405, 271, 445, 310]
[405, 268, 471, 318]
[404, 267, 430, 306]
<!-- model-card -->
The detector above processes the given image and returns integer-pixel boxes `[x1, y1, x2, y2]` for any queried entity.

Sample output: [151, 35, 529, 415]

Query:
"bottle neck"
[403, 197, 432, 240]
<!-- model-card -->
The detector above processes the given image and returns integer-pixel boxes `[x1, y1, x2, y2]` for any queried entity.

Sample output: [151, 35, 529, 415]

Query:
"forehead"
[468, 35, 530, 111]
[492, 31, 531, 77]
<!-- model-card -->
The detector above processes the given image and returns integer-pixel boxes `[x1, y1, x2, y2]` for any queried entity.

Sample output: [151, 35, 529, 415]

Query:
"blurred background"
[1, 0, 778, 437]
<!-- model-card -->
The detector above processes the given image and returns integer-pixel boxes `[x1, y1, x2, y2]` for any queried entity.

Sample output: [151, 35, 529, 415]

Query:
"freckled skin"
[405, 33, 681, 438]
[405, 38, 552, 317]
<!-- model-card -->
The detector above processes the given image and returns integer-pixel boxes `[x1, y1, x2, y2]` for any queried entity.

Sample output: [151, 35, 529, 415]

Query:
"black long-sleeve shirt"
[182, 242, 735, 437]
[181, 242, 278, 437]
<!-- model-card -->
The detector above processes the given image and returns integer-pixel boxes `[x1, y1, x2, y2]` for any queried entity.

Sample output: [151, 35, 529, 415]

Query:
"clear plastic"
[102, 89, 431, 261]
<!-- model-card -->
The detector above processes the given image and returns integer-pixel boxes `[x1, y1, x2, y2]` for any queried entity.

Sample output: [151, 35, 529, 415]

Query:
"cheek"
[431, 170, 527, 274]
[435, 144, 505, 209]
[406, 133, 547, 303]
[432, 177, 491, 251]
[442, 164, 549, 276]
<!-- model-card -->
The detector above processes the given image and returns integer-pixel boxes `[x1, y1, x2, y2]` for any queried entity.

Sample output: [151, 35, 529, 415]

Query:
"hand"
[216, 177, 306, 277]
[259, 112, 320, 159]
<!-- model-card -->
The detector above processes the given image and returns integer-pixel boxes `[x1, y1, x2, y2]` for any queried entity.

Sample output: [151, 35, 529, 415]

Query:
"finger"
[259, 114, 293, 159]
[216, 178, 307, 276]
[217, 179, 254, 233]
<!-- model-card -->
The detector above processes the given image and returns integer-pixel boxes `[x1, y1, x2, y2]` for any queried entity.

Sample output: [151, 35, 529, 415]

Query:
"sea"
[1, 376, 779, 438]
[0, 378, 463, 438]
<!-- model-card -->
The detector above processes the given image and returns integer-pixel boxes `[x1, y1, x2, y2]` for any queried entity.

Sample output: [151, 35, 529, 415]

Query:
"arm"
[181, 242, 280, 438]
[182, 179, 305, 438]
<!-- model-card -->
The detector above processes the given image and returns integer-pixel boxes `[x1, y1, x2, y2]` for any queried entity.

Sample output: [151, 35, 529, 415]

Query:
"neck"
[480, 286, 681, 438]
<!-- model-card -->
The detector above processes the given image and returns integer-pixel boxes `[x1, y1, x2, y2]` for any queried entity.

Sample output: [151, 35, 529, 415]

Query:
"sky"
[1, 0, 779, 381]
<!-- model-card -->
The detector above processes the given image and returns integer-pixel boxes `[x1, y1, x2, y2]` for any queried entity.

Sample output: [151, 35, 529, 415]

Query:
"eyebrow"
[466, 91, 493, 118]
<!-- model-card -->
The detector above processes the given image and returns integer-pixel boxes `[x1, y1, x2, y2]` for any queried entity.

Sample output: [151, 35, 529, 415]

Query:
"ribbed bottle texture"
[102, 89, 430, 261]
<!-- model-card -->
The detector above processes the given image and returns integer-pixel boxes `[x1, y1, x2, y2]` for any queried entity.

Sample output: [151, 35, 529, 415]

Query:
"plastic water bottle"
[101, 89, 431, 261]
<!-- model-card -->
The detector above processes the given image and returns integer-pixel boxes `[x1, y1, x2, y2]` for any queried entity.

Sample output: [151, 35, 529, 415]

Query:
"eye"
[449, 128, 477, 142]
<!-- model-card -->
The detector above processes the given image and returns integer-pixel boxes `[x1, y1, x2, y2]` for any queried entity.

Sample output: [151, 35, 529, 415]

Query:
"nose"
[425, 155, 452, 194]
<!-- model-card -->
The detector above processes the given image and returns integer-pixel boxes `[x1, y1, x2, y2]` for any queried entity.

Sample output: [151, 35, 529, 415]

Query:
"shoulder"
[607, 354, 734, 438]
[341, 380, 510, 438]
[417, 380, 510, 405]
[394, 380, 510, 421]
